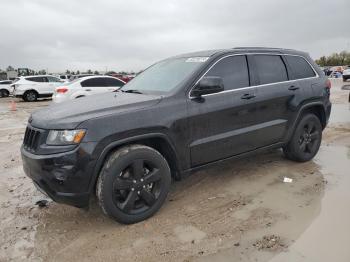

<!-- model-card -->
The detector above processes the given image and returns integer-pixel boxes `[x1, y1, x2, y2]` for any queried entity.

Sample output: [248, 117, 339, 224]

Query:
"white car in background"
[56, 74, 71, 83]
[343, 68, 350, 82]
[0, 80, 13, 97]
[52, 75, 125, 103]
[13, 75, 63, 102]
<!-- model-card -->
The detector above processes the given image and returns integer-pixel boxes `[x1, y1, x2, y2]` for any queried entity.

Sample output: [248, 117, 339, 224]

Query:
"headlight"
[46, 129, 86, 145]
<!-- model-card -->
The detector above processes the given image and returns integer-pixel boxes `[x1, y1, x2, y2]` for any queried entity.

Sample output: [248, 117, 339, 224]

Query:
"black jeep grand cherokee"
[21, 47, 331, 224]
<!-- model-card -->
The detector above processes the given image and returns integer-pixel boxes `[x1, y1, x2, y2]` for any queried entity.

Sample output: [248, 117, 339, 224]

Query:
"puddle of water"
[270, 145, 350, 262]
[0, 103, 9, 114]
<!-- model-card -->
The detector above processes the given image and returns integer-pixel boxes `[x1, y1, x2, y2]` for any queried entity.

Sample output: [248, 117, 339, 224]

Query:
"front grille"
[23, 126, 42, 152]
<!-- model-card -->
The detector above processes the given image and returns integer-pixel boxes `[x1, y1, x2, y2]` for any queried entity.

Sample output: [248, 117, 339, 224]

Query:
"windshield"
[120, 57, 208, 94]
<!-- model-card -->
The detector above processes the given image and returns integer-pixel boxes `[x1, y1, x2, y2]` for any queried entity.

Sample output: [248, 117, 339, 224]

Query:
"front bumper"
[21, 143, 97, 208]
[13, 90, 24, 96]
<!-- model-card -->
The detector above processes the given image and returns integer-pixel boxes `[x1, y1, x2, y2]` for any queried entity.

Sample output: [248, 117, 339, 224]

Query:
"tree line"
[315, 51, 350, 67]
[1, 66, 136, 76]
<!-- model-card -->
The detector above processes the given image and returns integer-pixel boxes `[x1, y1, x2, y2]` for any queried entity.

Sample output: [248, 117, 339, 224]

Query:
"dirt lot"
[0, 79, 349, 262]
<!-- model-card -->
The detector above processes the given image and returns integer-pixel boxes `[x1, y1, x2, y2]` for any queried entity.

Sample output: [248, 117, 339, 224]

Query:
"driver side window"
[205, 55, 249, 91]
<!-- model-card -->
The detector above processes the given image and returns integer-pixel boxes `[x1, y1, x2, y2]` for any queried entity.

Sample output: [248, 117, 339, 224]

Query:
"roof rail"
[232, 47, 295, 51]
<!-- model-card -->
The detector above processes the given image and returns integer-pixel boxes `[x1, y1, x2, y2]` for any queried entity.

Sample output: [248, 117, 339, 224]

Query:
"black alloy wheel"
[298, 122, 320, 155]
[97, 145, 171, 224]
[112, 159, 163, 215]
[283, 113, 322, 162]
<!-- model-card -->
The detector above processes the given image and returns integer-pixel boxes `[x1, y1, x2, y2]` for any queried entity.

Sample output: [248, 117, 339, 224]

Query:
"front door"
[187, 55, 258, 167]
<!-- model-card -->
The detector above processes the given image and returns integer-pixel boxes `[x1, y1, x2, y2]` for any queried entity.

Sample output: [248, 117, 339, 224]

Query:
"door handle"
[288, 85, 300, 91]
[85, 89, 91, 91]
[241, 93, 256, 100]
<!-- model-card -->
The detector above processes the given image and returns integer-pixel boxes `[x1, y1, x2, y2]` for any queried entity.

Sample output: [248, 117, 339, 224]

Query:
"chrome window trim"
[188, 53, 319, 99]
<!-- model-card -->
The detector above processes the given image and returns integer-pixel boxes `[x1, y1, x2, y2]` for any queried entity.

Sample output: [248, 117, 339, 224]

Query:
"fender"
[285, 101, 327, 142]
[88, 132, 179, 193]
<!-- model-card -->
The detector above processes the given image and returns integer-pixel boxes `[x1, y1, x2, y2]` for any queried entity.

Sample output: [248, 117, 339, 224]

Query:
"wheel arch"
[0, 88, 10, 96]
[286, 102, 327, 143]
[23, 89, 39, 96]
[89, 133, 181, 193]
[298, 103, 327, 129]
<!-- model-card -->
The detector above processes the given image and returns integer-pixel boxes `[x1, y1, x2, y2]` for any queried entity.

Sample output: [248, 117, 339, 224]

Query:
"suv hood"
[30, 92, 162, 129]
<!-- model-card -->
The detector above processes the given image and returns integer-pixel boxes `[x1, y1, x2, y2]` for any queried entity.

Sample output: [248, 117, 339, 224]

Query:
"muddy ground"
[0, 79, 349, 262]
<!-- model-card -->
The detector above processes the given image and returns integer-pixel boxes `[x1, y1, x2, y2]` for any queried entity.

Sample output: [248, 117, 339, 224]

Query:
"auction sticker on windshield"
[185, 57, 209, 63]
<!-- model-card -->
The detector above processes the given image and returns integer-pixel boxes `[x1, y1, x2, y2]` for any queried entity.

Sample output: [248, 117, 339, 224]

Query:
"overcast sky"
[0, 0, 349, 73]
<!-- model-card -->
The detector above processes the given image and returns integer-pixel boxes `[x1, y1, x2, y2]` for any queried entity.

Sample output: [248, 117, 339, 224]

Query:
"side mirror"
[191, 76, 224, 97]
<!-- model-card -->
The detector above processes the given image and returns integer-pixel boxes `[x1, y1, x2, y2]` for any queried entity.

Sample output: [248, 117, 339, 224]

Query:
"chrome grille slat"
[24, 127, 30, 145]
[23, 126, 42, 152]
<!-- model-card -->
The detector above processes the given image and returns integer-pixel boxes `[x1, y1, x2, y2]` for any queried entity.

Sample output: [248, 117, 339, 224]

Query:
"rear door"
[187, 55, 258, 166]
[80, 78, 107, 95]
[249, 54, 303, 148]
[104, 77, 125, 91]
[26, 76, 48, 94]
[283, 55, 318, 99]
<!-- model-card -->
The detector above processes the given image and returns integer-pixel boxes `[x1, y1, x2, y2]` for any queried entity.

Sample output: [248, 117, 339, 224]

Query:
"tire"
[0, 89, 9, 97]
[96, 144, 171, 224]
[23, 90, 38, 102]
[283, 113, 322, 162]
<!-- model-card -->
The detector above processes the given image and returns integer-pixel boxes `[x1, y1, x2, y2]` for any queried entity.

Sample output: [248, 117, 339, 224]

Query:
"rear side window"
[253, 55, 288, 85]
[26, 77, 47, 82]
[205, 55, 249, 90]
[104, 78, 125, 87]
[47, 76, 61, 82]
[284, 55, 316, 80]
[81, 78, 106, 87]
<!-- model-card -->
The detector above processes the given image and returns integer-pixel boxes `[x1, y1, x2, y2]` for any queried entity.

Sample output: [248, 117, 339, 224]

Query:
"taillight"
[326, 79, 331, 89]
[56, 87, 68, 93]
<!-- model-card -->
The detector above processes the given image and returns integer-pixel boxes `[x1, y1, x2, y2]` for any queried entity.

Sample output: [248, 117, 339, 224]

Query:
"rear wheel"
[0, 89, 9, 97]
[96, 145, 171, 224]
[23, 90, 38, 102]
[283, 113, 322, 162]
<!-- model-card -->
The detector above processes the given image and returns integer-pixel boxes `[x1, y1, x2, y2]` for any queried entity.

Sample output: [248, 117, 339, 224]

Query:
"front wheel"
[23, 91, 38, 102]
[283, 113, 322, 162]
[96, 145, 171, 224]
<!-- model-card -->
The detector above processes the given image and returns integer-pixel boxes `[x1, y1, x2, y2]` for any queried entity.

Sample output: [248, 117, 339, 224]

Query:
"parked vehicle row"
[0, 75, 126, 102]
[21, 47, 331, 224]
[342, 68, 350, 82]
[12, 75, 63, 102]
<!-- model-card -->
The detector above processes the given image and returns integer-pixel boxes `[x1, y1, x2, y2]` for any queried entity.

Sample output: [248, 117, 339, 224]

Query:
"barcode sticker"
[185, 57, 209, 63]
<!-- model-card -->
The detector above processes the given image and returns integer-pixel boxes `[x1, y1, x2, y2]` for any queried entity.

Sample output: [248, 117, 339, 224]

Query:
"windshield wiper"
[121, 89, 143, 94]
